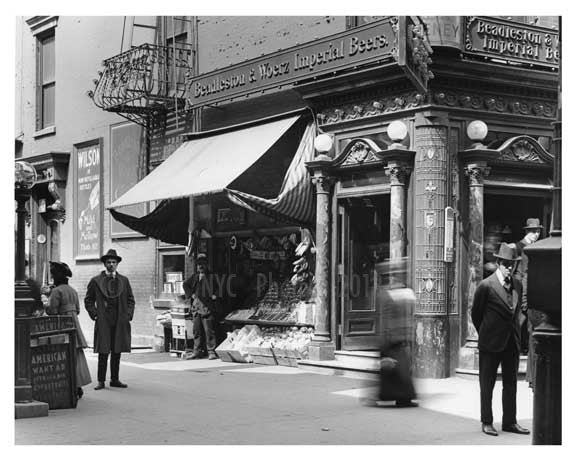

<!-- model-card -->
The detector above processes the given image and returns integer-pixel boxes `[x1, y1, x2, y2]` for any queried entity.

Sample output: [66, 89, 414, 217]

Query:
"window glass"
[42, 83, 55, 127]
[41, 34, 55, 83]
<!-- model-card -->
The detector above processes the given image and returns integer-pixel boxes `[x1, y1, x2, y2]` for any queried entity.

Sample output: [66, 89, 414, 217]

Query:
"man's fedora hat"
[196, 253, 208, 263]
[50, 261, 72, 277]
[100, 249, 122, 263]
[493, 243, 522, 261]
[523, 218, 543, 230]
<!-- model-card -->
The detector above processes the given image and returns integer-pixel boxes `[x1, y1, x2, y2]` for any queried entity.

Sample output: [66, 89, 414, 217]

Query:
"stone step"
[297, 358, 379, 381]
[334, 350, 380, 369]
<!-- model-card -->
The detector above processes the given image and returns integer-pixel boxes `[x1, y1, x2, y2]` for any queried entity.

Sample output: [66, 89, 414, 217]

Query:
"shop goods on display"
[215, 324, 314, 367]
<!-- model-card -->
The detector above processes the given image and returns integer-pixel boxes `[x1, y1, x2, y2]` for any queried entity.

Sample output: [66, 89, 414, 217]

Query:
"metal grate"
[89, 44, 192, 126]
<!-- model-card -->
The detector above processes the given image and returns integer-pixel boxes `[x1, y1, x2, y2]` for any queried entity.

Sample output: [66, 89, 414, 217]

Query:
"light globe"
[387, 120, 408, 142]
[15, 161, 37, 189]
[467, 120, 488, 142]
[314, 133, 334, 153]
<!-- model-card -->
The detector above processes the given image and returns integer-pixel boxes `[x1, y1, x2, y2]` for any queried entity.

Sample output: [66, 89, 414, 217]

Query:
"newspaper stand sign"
[30, 316, 78, 409]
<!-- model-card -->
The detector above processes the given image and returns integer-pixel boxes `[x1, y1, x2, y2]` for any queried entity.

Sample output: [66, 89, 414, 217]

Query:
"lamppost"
[14, 160, 49, 418]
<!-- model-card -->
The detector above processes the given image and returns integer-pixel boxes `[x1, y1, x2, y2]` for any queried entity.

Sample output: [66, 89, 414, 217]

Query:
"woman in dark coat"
[46, 261, 92, 398]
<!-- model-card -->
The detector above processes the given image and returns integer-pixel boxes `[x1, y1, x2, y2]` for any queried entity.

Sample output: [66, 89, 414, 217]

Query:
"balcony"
[89, 43, 192, 126]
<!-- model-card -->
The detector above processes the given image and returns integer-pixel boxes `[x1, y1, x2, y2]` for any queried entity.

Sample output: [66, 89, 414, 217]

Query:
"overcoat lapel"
[94, 271, 126, 298]
[487, 273, 515, 312]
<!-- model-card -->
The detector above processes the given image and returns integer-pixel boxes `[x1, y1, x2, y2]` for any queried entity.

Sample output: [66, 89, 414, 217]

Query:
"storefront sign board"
[187, 17, 400, 107]
[464, 16, 559, 69]
[74, 139, 103, 260]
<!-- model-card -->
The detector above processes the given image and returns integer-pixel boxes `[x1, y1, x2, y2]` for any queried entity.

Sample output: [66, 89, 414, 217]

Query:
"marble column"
[307, 163, 336, 360]
[386, 162, 411, 262]
[458, 162, 490, 371]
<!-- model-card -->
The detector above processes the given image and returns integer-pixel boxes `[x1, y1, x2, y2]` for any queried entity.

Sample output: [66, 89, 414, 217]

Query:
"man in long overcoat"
[85, 249, 135, 390]
[472, 243, 530, 437]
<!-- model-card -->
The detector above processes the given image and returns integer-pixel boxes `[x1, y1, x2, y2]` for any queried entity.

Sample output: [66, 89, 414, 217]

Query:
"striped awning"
[225, 122, 316, 226]
[110, 198, 189, 246]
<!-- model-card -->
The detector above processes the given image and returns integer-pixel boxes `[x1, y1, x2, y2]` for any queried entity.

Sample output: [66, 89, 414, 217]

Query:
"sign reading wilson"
[187, 18, 400, 107]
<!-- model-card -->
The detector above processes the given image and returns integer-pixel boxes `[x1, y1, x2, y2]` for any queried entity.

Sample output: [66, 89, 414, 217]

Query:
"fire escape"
[88, 16, 195, 129]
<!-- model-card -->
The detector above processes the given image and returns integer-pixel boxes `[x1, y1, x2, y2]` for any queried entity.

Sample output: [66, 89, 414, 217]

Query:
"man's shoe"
[94, 382, 105, 390]
[208, 352, 218, 360]
[482, 423, 498, 436]
[502, 423, 530, 434]
[395, 399, 419, 408]
[77, 387, 84, 399]
[110, 381, 128, 388]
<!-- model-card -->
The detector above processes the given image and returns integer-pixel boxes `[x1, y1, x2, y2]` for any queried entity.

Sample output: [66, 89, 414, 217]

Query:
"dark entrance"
[336, 194, 391, 350]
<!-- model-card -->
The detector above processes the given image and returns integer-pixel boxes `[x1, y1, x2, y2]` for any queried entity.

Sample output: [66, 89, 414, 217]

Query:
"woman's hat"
[49, 261, 72, 277]
[100, 249, 122, 263]
[493, 243, 522, 261]
[523, 218, 543, 230]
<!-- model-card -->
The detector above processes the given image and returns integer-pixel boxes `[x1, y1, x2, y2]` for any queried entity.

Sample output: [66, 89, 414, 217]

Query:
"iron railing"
[89, 43, 192, 126]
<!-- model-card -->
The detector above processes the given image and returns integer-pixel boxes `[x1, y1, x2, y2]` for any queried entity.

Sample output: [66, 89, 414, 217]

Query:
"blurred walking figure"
[46, 261, 92, 399]
[363, 258, 417, 407]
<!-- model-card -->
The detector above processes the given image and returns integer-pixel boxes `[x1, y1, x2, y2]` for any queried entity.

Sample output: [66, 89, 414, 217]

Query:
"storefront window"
[159, 251, 186, 295]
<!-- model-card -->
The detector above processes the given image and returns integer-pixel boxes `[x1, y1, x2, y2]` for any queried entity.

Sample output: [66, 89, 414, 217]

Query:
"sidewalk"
[14, 350, 534, 445]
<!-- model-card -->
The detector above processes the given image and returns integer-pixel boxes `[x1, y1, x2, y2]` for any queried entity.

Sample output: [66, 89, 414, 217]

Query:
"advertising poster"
[75, 140, 102, 259]
[110, 122, 147, 238]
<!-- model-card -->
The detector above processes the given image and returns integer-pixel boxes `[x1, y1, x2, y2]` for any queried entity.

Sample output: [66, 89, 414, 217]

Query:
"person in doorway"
[183, 253, 218, 360]
[85, 249, 135, 390]
[472, 243, 530, 436]
[515, 217, 544, 388]
[46, 261, 92, 399]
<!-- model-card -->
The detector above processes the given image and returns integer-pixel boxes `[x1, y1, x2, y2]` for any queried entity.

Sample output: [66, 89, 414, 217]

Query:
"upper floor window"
[37, 30, 55, 130]
[26, 16, 58, 135]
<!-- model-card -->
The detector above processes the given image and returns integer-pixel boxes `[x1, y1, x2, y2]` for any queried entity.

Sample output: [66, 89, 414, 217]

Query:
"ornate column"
[385, 162, 412, 263]
[306, 155, 335, 360]
[459, 162, 491, 364]
[412, 111, 452, 378]
[14, 161, 49, 419]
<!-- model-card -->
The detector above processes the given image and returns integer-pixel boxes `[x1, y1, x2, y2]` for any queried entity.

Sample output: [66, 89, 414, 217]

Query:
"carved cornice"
[317, 91, 426, 126]
[433, 90, 557, 118]
[332, 138, 384, 169]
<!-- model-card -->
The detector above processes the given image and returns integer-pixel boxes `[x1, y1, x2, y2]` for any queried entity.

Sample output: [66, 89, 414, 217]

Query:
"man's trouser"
[479, 337, 519, 425]
[97, 325, 121, 383]
[192, 313, 216, 355]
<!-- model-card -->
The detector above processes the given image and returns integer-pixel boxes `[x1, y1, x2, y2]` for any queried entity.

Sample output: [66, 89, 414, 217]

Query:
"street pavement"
[14, 349, 535, 445]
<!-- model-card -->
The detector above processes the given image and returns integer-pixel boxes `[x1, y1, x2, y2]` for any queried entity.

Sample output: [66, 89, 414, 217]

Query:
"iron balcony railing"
[89, 43, 192, 123]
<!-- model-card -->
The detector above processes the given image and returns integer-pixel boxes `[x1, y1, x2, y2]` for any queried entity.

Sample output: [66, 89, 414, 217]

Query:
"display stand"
[29, 316, 78, 410]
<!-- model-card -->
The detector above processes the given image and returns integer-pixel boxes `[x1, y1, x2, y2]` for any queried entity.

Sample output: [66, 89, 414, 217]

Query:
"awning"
[109, 114, 302, 209]
[226, 122, 316, 226]
[109, 198, 189, 246]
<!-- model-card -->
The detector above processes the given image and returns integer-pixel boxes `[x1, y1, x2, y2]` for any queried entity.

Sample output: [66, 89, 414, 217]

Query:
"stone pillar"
[307, 160, 335, 361]
[386, 162, 411, 262]
[412, 111, 451, 378]
[458, 162, 490, 371]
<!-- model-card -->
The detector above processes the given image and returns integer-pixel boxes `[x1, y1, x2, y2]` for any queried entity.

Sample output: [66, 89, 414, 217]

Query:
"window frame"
[27, 16, 58, 136]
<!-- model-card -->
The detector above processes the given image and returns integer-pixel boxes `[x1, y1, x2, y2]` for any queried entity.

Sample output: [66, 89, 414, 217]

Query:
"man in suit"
[472, 242, 530, 436]
[183, 254, 219, 360]
[85, 249, 135, 390]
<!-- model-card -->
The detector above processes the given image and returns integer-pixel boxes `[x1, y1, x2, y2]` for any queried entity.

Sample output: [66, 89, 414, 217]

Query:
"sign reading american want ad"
[464, 17, 560, 68]
[187, 17, 401, 107]
[74, 139, 103, 260]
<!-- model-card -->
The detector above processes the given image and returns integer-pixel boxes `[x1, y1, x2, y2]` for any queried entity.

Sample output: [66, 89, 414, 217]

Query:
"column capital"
[464, 163, 491, 186]
[311, 172, 335, 194]
[385, 162, 412, 186]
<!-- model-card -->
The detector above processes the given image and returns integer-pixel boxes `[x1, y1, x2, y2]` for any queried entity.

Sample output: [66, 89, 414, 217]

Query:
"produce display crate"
[215, 337, 252, 363]
[246, 346, 277, 365]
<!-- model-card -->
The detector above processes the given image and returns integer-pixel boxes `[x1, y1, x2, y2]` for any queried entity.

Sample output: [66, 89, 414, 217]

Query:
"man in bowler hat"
[85, 249, 135, 389]
[472, 242, 530, 436]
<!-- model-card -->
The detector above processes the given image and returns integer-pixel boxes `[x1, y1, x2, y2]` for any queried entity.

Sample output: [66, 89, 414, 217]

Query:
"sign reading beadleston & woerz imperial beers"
[187, 18, 401, 107]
